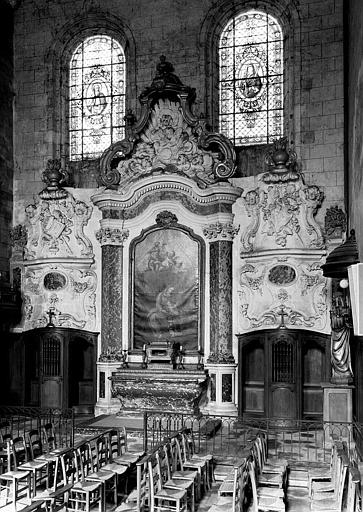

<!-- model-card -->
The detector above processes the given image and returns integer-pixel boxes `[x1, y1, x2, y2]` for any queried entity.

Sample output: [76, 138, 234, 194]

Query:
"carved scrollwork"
[24, 193, 94, 259]
[100, 57, 236, 189]
[240, 189, 262, 252]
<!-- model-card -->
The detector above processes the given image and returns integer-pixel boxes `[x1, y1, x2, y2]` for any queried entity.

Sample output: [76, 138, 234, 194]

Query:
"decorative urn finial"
[263, 137, 299, 183]
[39, 159, 69, 200]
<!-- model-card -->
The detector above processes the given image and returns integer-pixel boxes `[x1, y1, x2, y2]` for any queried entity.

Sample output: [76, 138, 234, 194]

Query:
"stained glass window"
[69, 35, 125, 161]
[219, 10, 283, 146]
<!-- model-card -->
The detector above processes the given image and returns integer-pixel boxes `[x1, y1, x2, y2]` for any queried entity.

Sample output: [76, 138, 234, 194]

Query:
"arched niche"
[129, 216, 205, 354]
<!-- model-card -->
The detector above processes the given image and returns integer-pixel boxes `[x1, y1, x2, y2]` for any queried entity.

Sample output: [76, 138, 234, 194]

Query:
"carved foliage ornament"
[95, 227, 129, 246]
[100, 57, 236, 188]
[203, 222, 240, 241]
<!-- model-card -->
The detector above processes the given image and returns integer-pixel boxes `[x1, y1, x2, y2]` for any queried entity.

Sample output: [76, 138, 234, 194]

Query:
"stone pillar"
[95, 226, 129, 416]
[203, 221, 239, 415]
[96, 227, 129, 354]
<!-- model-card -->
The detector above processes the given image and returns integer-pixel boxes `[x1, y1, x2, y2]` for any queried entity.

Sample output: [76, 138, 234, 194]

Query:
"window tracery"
[219, 9, 283, 146]
[69, 35, 126, 161]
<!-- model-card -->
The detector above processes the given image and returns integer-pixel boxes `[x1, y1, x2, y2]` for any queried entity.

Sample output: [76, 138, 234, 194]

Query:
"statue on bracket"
[100, 56, 236, 189]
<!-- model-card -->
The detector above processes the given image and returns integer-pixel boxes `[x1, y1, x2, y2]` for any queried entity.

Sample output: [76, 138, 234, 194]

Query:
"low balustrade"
[144, 410, 363, 466]
[0, 406, 75, 449]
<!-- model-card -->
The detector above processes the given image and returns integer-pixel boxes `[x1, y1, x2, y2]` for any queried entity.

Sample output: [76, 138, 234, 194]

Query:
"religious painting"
[132, 228, 201, 352]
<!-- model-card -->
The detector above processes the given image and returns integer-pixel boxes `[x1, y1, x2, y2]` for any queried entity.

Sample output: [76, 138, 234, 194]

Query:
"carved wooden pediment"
[100, 56, 236, 189]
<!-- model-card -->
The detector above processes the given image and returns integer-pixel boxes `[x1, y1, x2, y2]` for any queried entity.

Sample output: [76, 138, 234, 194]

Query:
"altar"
[110, 367, 209, 414]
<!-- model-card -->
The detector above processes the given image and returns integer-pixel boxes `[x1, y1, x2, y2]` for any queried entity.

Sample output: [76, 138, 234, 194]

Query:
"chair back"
[27, 429, 44, 460]
[135, 455, 150, 512]
[60, 449, 77, 485]
[248, 459, 260, 512]
[10, 435, 29, 469]
[42, 423, 57, 452]
[76, 443, 92, 480]
[148, 452, 163, 503]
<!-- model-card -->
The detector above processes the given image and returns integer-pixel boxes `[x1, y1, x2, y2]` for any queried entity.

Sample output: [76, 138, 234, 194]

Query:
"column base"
[95, 361, 121, 416]
[322, 382, 353, 438]
[204, 363, 238, 416]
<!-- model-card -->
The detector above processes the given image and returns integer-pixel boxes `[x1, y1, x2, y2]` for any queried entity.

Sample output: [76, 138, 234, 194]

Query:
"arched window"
[219, 10, 283, 146]
[69, 35, 126, 161]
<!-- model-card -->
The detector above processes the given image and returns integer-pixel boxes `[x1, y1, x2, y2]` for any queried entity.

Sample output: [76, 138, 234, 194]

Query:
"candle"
[180, 345, 183, 352]
[143, 344, 146, 351]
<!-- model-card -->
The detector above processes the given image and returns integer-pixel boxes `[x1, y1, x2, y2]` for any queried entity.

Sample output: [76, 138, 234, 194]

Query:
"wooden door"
[238, 329, 328, 420]
[268, 332, 299, 420]
[40, 332, 63, 408]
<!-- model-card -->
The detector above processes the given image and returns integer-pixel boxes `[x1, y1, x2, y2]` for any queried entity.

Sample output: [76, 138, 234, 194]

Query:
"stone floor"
[75, 414, 315, 511]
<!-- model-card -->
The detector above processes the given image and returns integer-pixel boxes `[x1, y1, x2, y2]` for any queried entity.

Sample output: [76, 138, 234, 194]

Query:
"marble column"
[203, 222, 239, 354]
[203, 221, 239, 415]
[96, 227, 129, 353]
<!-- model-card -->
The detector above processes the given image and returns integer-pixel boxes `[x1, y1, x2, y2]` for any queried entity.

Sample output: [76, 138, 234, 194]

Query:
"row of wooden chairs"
[209, 432, 287, 512]
[0, 427, 143, 512]
[116, 429, 214, 512]
[309, 441, 360, 512]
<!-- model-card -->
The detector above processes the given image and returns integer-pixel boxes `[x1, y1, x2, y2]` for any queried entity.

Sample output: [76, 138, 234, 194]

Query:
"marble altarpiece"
[9, 57, 350, 422]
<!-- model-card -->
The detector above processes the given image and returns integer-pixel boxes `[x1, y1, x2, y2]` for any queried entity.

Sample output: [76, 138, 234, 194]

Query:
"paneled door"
[268, 332, 299, 420]
[238, 329, 329, 420]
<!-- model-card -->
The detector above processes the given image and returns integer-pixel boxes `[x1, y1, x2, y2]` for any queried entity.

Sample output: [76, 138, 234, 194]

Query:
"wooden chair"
[251, 442, 286, 490]
[176, 433, 209, 495]
[181, 430, 214, 487]
[346, 464, 361, 512]
[156, 445, 195, 512]
[168, 436, 201, 502]
[308, 441, 343, 497]
[310, 452, 349, 511]
[84, 437, 118, 506]
[62, 448, 103, 512]
[148, 451, 188, 512]
[247, 460, 285, 512]
[209, 461, 249, 512]
[96, 432, 129, 500]
[115, 454, 149, 512]
[10, 436, 49, 497]
[108, 428, 144, 467]
[0, 439, 33, 510]
[30, 451, 73, 512]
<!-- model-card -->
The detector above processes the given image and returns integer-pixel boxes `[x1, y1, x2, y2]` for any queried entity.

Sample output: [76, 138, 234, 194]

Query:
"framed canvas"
[131, 226, 203, 352]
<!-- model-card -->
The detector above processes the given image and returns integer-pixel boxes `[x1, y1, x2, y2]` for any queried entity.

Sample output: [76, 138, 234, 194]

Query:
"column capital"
[96, 227, 129, 246]
[203, 222, 239, 241]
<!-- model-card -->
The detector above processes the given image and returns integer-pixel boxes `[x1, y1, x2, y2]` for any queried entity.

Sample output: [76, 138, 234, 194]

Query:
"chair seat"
[73, 480, 102, 492]
[36, 482, 73, 501]
[1, 469, 32, 479]
[103, 462, 128, 475]
[21, 460, 48, 471]
[87, 469, 116, 482]
[164, 477, 194, 490]
[248, 494, 285, 512]
[155, 486, 186, 500]
[172, 470, 198, 480]
[114, 452, 143, 466]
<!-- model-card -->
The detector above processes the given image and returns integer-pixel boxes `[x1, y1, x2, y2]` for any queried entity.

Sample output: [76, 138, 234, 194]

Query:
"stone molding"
[203, 222, 240, 241]
[96, 227, 129, 246]
[92, 175, 243, 218]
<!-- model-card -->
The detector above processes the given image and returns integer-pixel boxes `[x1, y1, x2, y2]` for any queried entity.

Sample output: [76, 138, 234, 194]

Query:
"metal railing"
[0, 405, 75, 447]
[144, 410, 363, 464]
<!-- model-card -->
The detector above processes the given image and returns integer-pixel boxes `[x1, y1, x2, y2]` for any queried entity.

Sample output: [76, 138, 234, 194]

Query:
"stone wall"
[347, 0, 363, 258]
[0, 3, 14, 277]
[12, 0, 345, 224]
